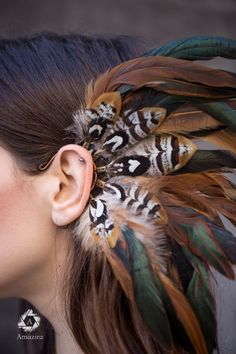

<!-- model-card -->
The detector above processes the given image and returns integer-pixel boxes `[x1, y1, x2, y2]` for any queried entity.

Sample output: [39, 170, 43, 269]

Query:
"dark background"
[0, 0, 235, 353]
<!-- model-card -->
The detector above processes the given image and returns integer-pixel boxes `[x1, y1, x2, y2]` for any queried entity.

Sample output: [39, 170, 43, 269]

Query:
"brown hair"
[0, 32, 162, 353]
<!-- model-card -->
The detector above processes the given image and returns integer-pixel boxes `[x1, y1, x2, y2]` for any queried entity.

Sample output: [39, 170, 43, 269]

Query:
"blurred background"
[0, 0, 235, 43]
[0, 0, 235, 353]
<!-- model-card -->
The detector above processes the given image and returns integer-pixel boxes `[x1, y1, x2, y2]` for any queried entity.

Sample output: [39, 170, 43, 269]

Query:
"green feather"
[143, 36, 236, 61]
[122, 225, 174, 351]
[173, 150, 236, 174]
[203, 218, 236, 264]
[122, 225, 200, 352]
[183, 248, 217, 353]
[197, 101, 236, 131]
[144, 80, 235, 99]
[178, 215, 235, 279]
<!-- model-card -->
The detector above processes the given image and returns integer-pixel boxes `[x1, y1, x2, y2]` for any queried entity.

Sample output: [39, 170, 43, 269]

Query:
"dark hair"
[0, 32, 163, 354]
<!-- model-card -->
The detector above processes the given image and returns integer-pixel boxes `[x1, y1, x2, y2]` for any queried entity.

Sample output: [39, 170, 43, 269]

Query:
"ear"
[42, 144, 94, 226]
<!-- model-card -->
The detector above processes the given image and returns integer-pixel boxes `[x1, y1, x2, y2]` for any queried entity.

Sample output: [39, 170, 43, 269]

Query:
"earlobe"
[49, 145, 94, 227]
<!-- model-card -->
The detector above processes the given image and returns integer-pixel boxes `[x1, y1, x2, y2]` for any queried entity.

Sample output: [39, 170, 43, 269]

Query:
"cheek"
[0, 171, 53, 296]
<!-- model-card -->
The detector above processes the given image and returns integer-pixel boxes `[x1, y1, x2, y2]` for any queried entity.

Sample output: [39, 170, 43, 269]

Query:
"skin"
[0, 143, 94, 354]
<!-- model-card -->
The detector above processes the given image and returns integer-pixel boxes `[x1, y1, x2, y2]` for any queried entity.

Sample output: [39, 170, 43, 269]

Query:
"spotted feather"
[103, 107, 166, 153]
[106, 134, 197, 176]
[89, 177, 168, 246]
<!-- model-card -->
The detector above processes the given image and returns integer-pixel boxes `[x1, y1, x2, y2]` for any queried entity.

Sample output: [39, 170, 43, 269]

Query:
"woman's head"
[0, 32, 157, 354]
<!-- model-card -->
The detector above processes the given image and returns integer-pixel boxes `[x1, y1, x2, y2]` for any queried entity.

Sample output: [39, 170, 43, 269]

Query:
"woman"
[0, 33, 236, 354]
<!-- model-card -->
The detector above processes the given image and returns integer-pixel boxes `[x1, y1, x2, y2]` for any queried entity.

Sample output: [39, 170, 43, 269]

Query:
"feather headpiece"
[39, 36, 236, 353]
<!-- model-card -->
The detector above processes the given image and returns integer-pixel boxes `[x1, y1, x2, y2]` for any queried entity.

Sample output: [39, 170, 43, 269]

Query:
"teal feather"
[143, 36, 236, 61]
[143, 80, 235, 99]
[172, 210, 235, 279]
[197, 101, 236, 131]
[121, 225, 174, 351]
[172, 150, 236, 174]
[122, 226, 210, 353]
[203, 218, 236, 264]
[183, 248, 216, 353]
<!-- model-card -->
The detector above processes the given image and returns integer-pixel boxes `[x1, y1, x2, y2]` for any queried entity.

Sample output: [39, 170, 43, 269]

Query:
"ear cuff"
[38, 154, 86, 171]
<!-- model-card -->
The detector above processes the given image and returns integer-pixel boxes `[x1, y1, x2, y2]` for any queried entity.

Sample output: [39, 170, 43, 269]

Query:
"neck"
[35, 290, 83, 354]
[19, 230, 83, 354]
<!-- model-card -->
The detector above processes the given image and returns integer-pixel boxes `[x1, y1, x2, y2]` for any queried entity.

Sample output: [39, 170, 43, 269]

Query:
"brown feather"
[154, 103, 221, 135]
[104, 237, 134, 302]
[153, 99, 236, 156]
[85, 56, 236, 105]
[136, 170, 236, 227]
[200, 128, 236, 155]
[208, 172, 236, 200]
[142, 79, 235, 98]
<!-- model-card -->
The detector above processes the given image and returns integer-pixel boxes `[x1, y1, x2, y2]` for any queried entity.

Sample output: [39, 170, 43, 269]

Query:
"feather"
[200, 128, 236, 155]
[88, 176, 168, 246]
[139, 170, 236, 226]
[106, 135, 197, 176]
[183, 249, 217, 353]
[143, 36, 236, 61]
[167, 209, 235, 279]
[139, 78, 235, 99]
[65, 92, 122, 148]
[172, 150, 236, 174]
[85, 56, 236, 105]
[157, 177, 236, 266]
[102, 107, 167, 153]
[157, 271, 208, 354]
[122, 225, 174, 351]
[155, 98, 236, 135]
[208, 171, 236, 201]
[197, 101, 236, 131]
[154, 103, 222, 135]
[103, 229, 134, 301]
[122, 225, 208, 354]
